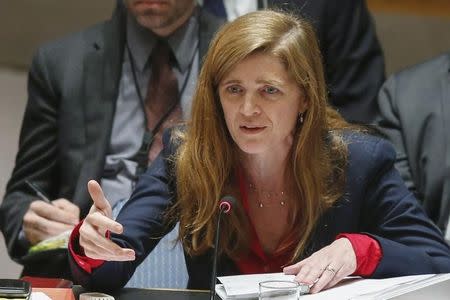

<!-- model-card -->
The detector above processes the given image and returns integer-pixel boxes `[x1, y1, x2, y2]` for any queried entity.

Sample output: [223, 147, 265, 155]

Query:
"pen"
[25, 180, 52, 204]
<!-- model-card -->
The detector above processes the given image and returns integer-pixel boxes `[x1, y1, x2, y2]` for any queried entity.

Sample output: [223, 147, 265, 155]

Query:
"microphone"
[210, 195, 236, 300]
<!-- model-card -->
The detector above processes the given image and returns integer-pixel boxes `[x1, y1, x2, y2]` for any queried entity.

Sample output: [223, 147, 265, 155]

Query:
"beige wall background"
[0, 0, 116, 68]
[0, 0, 449, 279]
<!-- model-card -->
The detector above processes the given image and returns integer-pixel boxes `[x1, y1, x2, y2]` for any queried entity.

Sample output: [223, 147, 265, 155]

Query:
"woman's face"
[219, 53, 307, 155]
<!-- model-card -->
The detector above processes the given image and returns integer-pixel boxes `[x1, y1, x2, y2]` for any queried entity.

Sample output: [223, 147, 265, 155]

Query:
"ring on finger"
[325, 265, 336, 274]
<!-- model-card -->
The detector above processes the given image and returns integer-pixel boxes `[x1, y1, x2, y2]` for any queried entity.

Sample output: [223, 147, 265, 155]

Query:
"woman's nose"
[240, 93, 261, 116]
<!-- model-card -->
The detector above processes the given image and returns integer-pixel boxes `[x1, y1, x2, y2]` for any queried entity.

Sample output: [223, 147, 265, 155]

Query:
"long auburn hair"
[171, 10, 354, 261]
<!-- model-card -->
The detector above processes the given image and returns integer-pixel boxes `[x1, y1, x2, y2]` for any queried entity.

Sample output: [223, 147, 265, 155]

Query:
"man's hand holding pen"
[23, 180, 80, 245]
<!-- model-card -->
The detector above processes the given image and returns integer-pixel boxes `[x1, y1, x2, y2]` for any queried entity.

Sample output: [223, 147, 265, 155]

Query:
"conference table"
[75, 287, 214, 300]
[33, 273, 450, 300]
[35, 286, 217, 300]
[34, 276, 450, 300]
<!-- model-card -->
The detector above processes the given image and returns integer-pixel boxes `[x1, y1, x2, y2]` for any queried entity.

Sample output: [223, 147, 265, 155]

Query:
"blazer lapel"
[74, 3, 127, 215]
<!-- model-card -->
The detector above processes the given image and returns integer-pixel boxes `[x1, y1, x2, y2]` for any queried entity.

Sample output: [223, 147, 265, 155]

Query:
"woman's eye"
[226, 86, 242, 94]
[264, 86, 279, 94]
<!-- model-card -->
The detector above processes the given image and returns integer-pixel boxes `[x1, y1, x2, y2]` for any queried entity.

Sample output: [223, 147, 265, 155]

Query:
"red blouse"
[234, 169, 382, 276]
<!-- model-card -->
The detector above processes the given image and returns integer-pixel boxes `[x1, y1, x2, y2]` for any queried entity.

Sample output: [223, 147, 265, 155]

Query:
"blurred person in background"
[377, 51, 450, 241]
[0, 0, 224, 288]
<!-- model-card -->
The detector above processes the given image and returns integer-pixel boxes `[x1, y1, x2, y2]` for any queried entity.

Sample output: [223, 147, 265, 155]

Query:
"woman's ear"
[298, 87, 309, 112]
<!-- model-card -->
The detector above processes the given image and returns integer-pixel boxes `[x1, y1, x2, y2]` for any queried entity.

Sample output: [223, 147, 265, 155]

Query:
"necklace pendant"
[280, 201, 285, 206]
[259, 202, 264, 208]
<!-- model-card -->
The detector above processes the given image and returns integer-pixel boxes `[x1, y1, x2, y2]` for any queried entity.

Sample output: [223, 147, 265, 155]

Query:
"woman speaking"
[69, 10, 450, 293]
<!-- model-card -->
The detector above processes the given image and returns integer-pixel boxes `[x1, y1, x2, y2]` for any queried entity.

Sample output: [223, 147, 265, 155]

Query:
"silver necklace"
[248, 183, 287, 208]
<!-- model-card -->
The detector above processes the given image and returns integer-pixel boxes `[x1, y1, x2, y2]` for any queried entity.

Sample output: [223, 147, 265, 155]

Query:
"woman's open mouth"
[239, 125, 266, 134]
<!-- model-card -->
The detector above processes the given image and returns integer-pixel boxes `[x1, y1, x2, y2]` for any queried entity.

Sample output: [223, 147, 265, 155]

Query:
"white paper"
[31, 291, 52, 300]
[348, 273, 450, 300]
[218, 272, 295, 298]
[301, 275, 433, 300]
[215, 273, 450, 300]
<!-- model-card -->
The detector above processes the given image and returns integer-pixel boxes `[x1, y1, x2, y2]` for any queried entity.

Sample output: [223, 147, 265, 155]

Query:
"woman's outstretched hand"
[79, 180, 135, 261]
[283, 238, 357, 293]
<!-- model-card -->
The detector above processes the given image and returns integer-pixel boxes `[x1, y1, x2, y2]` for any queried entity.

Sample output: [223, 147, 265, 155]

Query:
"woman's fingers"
[285, 238, 357, 293]
[309, 264, 340, 293]
[87, 180, 112, 217]
[287, 261, 326, 286]
[80, 224, 135, 261]
[87, 211, 123, 235]
[282, 263, 299, 275]
[324, 266, 348, 291]
[80, 217, 135, 261]
[78, 180, 135, 262]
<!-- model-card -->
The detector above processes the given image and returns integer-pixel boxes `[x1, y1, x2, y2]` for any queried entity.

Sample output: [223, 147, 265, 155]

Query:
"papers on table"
[31, 292, 52, 300]
[302, 274, 450, 300]
[215, 272, 450, 300]
[216, 272, 303, 299]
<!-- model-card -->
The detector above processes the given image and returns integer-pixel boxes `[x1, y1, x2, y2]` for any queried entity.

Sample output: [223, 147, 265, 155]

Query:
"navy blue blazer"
[70, 131, 450, 291]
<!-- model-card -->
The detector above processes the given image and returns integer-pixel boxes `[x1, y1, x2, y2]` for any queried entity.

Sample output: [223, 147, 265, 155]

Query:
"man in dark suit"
[0, 0, 224, 286]
[202, 0, 385, 123]
[376, 52, 450, 239]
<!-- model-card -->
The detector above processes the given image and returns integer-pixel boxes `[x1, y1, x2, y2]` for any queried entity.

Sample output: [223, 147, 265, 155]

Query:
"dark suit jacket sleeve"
[0, 47, 60, 262]
[323, 0, 385, 123]
[358, 138, 450, 277]
[376, 76, 417, 193]
[69, 131, 178, 291]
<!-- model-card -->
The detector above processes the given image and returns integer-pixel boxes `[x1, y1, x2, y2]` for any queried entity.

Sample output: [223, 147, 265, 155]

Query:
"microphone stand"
[210, 206, 225, 300]
[210, 196, 235, 300]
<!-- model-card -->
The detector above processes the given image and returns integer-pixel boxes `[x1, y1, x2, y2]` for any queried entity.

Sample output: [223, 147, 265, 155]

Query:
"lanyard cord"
[127, 37, 199, 176]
